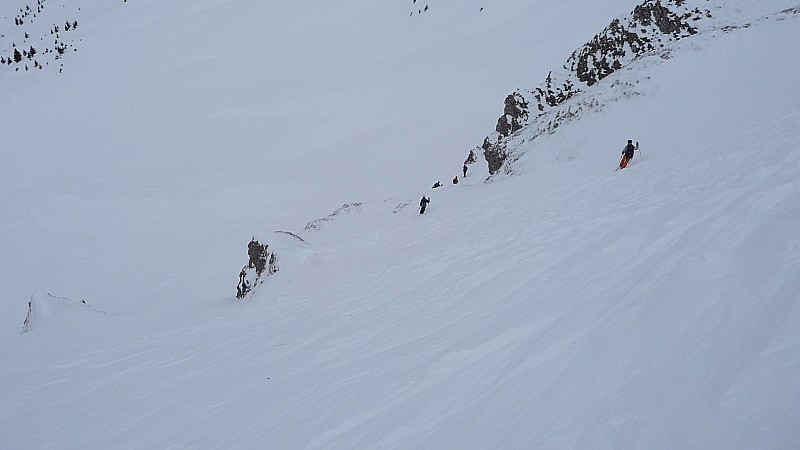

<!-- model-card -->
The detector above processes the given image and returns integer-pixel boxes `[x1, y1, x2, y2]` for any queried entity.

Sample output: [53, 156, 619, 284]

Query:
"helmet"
[627, 139, 633, 144]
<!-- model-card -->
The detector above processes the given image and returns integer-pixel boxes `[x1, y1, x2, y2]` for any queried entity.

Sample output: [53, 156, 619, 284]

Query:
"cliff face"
[482, 0, 713, 175]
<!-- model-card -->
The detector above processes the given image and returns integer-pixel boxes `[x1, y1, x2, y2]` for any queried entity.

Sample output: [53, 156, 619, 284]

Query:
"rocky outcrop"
[478, 0, 712, 175]
[482, 137, 507, 176]
[569, 0, 700, 88]
[236, 238, 278, 299]
[495, 93, 529, 137]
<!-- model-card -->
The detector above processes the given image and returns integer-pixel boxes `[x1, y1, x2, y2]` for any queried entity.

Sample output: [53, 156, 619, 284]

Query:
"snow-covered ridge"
[20, 291, 109, 334]
[303, 202, 364, 233]
[494, 0, 711, 139]
[480, 0, 799, 175]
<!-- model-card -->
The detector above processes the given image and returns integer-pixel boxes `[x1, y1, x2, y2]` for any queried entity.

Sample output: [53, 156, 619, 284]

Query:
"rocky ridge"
[480, 0, 716, 175]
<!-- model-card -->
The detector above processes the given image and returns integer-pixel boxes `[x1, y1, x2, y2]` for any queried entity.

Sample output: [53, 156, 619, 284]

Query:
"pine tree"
[13, 48, 22, 63]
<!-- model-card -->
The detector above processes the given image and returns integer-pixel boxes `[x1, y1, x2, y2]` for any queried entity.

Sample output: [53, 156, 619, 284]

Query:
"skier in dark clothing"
[619, 139, 637, 170]
[419, 196, 430, 214]
[432, 181, 442, 189]
[452, 176, 459, 185]
[462, 164, 468, 177]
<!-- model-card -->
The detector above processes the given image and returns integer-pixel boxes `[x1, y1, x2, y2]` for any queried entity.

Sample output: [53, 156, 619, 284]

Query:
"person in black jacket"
[619, 139, 637, 170]
[419, 196, 430, 214]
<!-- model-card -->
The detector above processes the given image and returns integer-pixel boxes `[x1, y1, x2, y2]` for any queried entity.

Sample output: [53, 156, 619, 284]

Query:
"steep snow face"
[1, 0, 800, 448]
[0, 0, 645, 325]
[484, 0, 800, 174]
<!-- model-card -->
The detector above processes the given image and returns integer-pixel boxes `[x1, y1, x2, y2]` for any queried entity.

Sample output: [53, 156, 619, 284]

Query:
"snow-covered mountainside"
[1, 0, 799, 448]
[481, 0, 800, 175]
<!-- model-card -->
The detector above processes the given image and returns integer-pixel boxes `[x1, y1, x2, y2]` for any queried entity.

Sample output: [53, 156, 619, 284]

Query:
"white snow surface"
[2, 0, 800, 448]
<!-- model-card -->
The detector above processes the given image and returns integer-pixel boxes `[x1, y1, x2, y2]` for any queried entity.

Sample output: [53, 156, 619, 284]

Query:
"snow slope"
[1, 0, 799, 448]
[0, 0, 645, 326]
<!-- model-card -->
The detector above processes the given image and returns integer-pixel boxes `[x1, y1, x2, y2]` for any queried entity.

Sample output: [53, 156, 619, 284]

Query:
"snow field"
[1, 0, 799, 448]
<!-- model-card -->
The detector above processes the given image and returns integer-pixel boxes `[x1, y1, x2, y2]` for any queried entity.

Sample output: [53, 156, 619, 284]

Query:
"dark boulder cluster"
[569, 0, 700, 89]
[495, 93, 529, 137]
[481, 137, 507, 176]
[236, 239, 278, 299]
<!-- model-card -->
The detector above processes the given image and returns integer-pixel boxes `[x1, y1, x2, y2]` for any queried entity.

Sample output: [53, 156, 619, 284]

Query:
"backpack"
[624, 143, 635, 158]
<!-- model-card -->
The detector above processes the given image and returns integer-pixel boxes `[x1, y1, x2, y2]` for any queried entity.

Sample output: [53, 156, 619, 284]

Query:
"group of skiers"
[420, 164, 470, 214]
[420, 140, 639, 214]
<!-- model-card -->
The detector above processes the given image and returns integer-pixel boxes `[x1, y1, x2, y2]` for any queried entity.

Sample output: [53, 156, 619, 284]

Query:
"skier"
[619, 139, 637, 170]
[462, 164, 468, 177]
[236, 268, 247, 299]
[419, 196, 430, 214]
[452, 175, 459, 185]
[432, 181, 442, 189]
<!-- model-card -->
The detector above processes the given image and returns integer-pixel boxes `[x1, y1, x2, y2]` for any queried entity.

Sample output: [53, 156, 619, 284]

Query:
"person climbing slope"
[419, 196, 430, 214]
[618, 139, 638, 170]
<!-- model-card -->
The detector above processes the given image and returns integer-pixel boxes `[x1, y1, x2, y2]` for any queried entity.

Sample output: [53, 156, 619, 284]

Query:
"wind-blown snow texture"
[1, 0, 799, 448]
